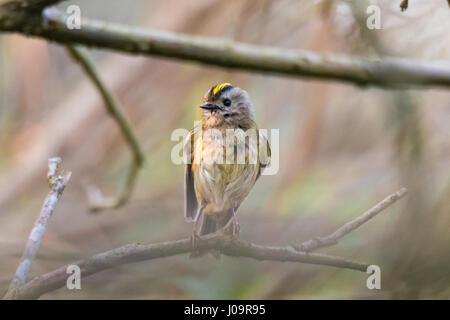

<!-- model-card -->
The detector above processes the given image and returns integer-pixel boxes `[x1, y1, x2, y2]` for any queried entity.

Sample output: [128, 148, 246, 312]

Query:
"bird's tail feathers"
[190, 209, 233, 258]
[197, 209, 233, 236]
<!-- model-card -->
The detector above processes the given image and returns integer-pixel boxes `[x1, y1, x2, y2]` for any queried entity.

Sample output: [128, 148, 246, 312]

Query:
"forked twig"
[5, 188, 408, 300]
[8, 235, 369, 300]
[3, 157, 71, 300]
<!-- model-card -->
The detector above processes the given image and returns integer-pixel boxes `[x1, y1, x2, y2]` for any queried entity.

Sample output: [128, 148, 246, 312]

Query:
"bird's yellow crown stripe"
[213, 83, 232, 95]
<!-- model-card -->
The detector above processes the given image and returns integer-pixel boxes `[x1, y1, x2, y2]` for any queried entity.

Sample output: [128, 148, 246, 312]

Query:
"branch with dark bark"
[5, 188, 407, 300]
[3, 157, 71, 300]
[66, 45, 144, 212]
[1, 5, 450, 88]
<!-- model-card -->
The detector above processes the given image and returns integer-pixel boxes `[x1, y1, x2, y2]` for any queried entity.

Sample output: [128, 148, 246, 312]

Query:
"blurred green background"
[0, 0, 449, 299]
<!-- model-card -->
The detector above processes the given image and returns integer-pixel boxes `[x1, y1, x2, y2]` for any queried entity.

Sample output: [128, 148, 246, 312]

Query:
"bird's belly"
[193, 141, 259, 212]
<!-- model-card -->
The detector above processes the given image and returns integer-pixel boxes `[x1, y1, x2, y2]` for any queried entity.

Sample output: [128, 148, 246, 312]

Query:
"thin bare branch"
[66, 45, 144, 212]
[3, 157, 71, 300]
[8, 234, 368, 300]
[6, 188, 409, 300]
[294, 188, 408, 252]
[1, 7, 450, 88]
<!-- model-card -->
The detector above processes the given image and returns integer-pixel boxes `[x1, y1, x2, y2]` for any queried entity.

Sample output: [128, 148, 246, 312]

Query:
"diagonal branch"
[3, 157, 71, 300]
[294, 188, 408, 252]
[66, 45, 144, 212]
[1, 7, 450, 88]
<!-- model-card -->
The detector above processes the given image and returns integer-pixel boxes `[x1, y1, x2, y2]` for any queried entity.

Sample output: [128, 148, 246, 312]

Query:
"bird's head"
[200, 83, 255, 129]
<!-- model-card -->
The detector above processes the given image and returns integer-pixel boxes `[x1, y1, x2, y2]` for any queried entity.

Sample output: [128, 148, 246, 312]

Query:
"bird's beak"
[199, 103, 218, 110]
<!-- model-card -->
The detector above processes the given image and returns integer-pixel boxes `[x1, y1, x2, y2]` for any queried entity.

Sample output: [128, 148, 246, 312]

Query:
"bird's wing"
[256, 130, 271, 181]
[184, 128, 200, 222]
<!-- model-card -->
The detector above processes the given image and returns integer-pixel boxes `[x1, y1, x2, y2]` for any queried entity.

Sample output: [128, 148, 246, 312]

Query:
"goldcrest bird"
[184, 83, 270, 247]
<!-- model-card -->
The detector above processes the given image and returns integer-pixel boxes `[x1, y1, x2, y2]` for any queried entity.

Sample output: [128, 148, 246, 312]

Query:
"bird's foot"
[190, 230, 200, 252]
[220, 216, 240, 239]
[233, 217, 240, 236]
[231, 210, 240, 238]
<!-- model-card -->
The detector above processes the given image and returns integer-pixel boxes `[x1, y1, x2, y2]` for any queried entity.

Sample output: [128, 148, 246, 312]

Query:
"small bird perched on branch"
[184, 83, 270, 254]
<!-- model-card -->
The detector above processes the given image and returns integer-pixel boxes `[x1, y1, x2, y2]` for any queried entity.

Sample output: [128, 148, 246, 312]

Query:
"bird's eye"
[223, 98, 232, 107]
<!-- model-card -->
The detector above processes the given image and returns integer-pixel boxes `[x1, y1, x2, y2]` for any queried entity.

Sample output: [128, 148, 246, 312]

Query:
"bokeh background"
[0, 0, 449, 299]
